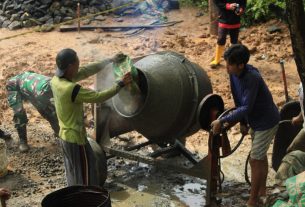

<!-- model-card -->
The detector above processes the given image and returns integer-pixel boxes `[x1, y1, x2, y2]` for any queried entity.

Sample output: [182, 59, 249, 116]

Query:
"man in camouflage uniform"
[6, 72, 59, 152]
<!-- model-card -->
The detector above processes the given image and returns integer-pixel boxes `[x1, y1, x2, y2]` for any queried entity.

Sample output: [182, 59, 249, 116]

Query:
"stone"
[40, 0, 52, 4]
[46, 18, 53, 25]
[82, 19, 91, 25]
[94, 15, 106, 21]
[20, 13, 27, 21]
[38, 15, 50, 23]
[267, 25, 282, 34]
[2, 20, 11, 28]
[10, 13, 20, 21]
[53, 16, 61, 24]
[8, 21, 22, 30]
[23, 20, 33, 27]
[2, 0, 9, 11]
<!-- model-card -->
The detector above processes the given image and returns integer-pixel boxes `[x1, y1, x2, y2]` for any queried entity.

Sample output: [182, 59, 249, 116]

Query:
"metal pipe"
[280, 59, 289, 102]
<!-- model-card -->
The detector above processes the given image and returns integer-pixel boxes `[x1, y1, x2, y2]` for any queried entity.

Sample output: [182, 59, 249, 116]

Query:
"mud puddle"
[107, 161, 206, 207]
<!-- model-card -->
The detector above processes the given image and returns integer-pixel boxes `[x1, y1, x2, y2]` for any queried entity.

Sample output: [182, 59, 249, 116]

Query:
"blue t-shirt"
[220, 64, 280, 131]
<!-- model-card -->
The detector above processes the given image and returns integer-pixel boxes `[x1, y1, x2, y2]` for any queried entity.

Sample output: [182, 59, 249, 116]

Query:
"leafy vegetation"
[242, 0, 286, 27]
[178, 0, 286, 26]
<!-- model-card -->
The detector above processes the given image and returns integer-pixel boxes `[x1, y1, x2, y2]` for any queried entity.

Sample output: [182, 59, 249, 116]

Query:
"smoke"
[113, 86, 144, 116]
[96, 63, 144, 116]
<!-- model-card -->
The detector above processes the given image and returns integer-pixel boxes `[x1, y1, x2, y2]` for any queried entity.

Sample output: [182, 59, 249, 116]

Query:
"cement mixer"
[93, 51, 229, 205]
[95, 51, 220, 143]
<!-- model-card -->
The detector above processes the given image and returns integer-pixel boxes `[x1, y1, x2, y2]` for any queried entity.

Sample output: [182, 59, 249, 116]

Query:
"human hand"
[211, 120, 222, 135]
[121, 72, 132, 86]
[112, 52, 126, 64]
[240, 123, 249, 136]
[291, 116, 303, 126]
[228, 3, 238, 11]
[0, 188, 11, 200]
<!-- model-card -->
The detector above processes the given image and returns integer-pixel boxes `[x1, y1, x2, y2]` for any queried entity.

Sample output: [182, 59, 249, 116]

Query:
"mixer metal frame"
[94, 94, 228, 206]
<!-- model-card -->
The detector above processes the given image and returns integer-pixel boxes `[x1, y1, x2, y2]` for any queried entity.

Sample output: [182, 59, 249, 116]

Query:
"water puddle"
[108, 163, 206, 207]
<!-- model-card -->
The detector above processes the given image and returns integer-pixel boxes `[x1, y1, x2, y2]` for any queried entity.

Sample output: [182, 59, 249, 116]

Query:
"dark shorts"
[217, 27, 239, 45]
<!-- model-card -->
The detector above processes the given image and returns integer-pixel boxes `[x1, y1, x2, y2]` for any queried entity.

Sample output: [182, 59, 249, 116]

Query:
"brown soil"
[0, 7, 300, 207]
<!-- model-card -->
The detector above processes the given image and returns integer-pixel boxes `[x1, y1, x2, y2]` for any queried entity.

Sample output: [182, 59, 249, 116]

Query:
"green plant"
[242, 0, 286, 26]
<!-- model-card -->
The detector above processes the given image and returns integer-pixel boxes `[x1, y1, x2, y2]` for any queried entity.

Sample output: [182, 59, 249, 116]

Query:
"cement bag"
[112, 53, 143, 115]
[286, 171, 305, 205]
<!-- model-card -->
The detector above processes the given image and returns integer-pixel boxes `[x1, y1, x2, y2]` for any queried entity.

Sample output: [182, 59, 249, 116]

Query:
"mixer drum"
[112, 51, 212, 144]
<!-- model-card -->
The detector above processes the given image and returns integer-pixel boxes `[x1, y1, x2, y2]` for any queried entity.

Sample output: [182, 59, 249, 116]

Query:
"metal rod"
[77, 2, 80, 33]
[149, 145, 176, 158]
[175, 140, 198, 164]
[124, 140, 152, 151]
[280, 59, 289, 102]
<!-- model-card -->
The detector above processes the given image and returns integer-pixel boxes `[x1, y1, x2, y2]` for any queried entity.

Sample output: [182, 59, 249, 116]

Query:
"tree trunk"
[285, 0, 305, 101]
[209, 0, 218, 35]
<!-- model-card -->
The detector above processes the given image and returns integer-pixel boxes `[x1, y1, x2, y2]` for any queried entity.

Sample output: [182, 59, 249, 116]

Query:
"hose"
[245, 152, 251, 186]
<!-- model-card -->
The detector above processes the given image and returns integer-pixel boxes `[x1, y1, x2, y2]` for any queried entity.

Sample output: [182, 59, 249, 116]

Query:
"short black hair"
[56, 48, 78, 71]
[224, 44, 250, 65]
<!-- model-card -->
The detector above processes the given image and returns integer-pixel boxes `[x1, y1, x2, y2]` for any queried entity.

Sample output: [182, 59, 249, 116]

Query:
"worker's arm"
[74, 84, 121, 104]
[73, 72, 132, 103]
[72, 58, 112, 82]
[220, 76, 259, 125]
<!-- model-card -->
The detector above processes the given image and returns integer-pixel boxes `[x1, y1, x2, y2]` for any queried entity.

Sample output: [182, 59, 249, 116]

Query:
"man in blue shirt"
[211, 44, 280, 207]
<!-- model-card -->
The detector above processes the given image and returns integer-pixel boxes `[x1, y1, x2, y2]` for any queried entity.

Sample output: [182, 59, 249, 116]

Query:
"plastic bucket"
[41, 185, 111, 207]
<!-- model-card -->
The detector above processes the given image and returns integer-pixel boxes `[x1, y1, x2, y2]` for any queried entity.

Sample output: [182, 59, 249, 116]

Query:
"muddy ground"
[0, 7, 300, 207]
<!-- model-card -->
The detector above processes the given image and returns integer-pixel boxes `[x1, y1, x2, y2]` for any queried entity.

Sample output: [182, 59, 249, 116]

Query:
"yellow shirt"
[50, 61, 120, 145]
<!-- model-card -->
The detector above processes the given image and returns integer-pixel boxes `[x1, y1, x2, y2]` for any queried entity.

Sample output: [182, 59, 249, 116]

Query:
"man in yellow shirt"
[51, 48, 132, 186]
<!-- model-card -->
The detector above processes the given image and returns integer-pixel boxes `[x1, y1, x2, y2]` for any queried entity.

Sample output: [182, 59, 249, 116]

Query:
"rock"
[198, 33, 209, 38]
[40, 0, 52, 4]
[94, 15, 106, 21]
[46, 18, 54, 25]
[39, 24, 54, 32]
[53, 16, 61, 24]
[114, 17, 123, 22]
[20, 12, 30, 21]
[195, 11, 204, 17]
[267, 25, 282, 34]
[10, 13, 20, 22]
[82, 19, 91, 25]
[2, 20, 11, 28]
[38, 15, 51, 23]
[23, 20, 33, 27]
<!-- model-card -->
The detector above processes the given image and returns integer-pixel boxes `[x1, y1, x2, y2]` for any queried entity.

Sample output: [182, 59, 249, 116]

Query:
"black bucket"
[41, 185, 111, 207]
